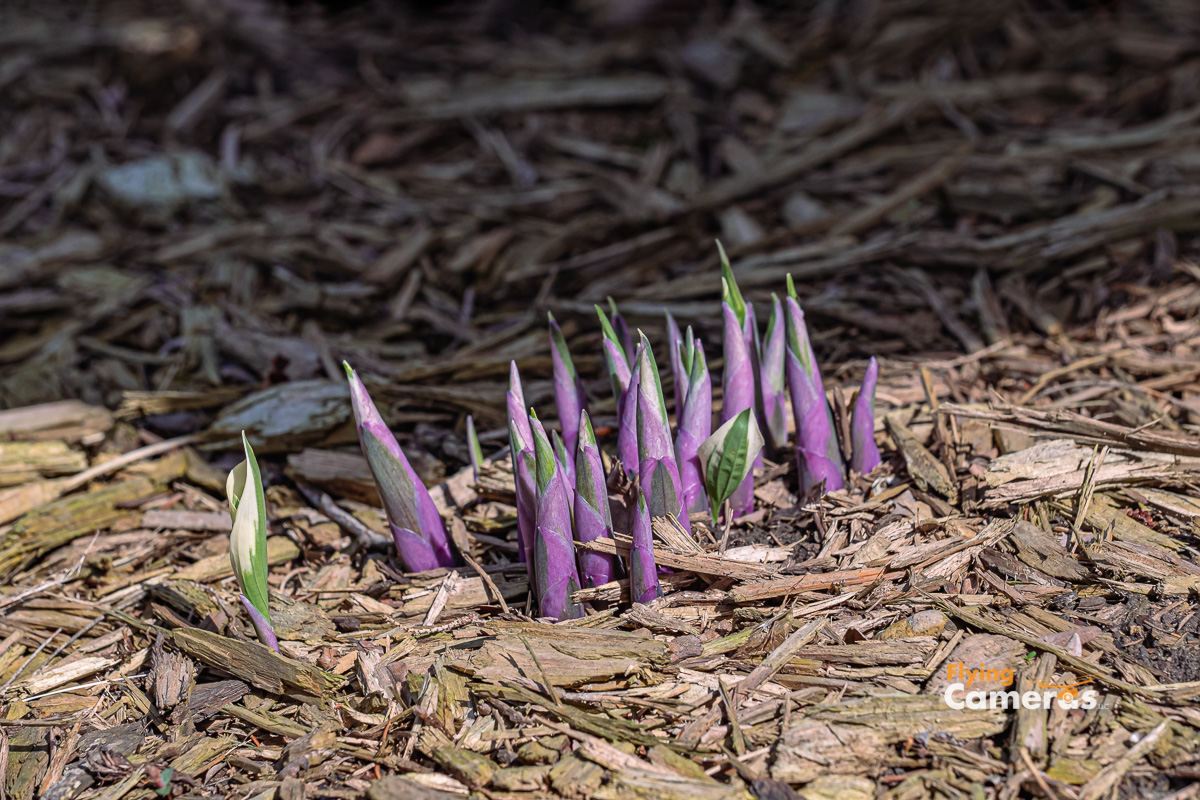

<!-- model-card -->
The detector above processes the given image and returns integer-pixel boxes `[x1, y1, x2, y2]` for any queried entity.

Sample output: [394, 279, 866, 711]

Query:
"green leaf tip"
[717, 240, 746, 327]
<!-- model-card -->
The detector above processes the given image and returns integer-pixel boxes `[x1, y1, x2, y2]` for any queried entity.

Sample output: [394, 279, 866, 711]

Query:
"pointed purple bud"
[720, 302, 756, 517]
[784, 277, 845, 493]
[549, 313, 587, 458]
[666, 311, 686, 418]
[597, 306, 632, 401]
[240, 594, 279, 652]
[629, 489, 661, 604]
[344, 363, 457, 572]
[530, 413, 585, 620]
[508, 361, 533, 458]
[509, 420, 537, 580]
[616, 340, 643, 479]
[607, 297, 635, 366]
[674, 337, 711, 515]
[758, 294, 788, 451]
[635, 334, 689, 534]
[851, 357, 882, 475]
[574, 411, 620, 589]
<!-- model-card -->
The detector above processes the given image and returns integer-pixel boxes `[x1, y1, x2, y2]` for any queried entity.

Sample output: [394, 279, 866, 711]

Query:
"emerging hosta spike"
[720, 291, 756, 517]
[574, 411, 619, 589]
[549, 313, 588, 458]
[597, 305, 632, 400]
[851, 356, 882, 475]
[507, 361, 533, 457]
[759, 294, 788, 451]
[674, 336, 711, 515]
[616, 340, 643, 479]
[606, 297, 635, 365]
[720, 240, 763, 472]
[509, 420, 537, 577]
[344, 362, 457, 572]
[783, 277, 845, 493]
[226, 432, 277, 651]
[698, 409, 764, 524]
[666, 310, 685, 418]
[629, 488, 661, 604]
[530, 413, 585, 620]
[466, 415, 482, 483]
[635, 333, 689, 534]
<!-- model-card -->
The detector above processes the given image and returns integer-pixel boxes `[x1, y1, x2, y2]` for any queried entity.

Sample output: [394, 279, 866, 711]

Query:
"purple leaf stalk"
[549, 313, 587, 462]
[758, 294, 788, 451]
[530, 413, 585, 620]
[718, 244, 757, 517]
[574, 410, 620, 589]
[635, 332, 690, 534]
[629, 488, 661, 604]
[345, 363, 457, 572]
[851, 356, 882, 475]
[783, 277, 845, 494]
[674, 335, 711, 515]
[240, 596, 279, 652]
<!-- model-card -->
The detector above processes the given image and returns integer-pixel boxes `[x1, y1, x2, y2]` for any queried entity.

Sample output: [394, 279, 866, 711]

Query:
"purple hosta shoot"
[606, 297, 635, 365]
[345, 362, 457, 572]
[466, 415, 482, 483]
[698, 409, 764, 525]
[574, 410, 620, 589]
[507, 361, 533, 457]
[666, 310, 685, 418]
[719, 247, 757, 517]
[616, 339, 644, 479]
[851, 356, 882, 475]
[549, 313, 588, 459]
[719, 241, 764, 467]
[226, 432, 278, 651]
[509, 419, 537, 577]
[758, 293, 788, 451]
[530, 412, 585, 620]
[597, 305, 632, 400]
[674, 334, 711, 515]
[635, 332, 690, 534]
[783, 276, 845, 494]
[628, 487, 661, 604]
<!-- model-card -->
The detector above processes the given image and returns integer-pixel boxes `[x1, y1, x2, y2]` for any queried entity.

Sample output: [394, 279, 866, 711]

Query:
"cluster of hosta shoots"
[504, 245, 880, 617]
[226, 433, 278, 651]
[714, 248, 882, 498]
[333, 244, 879, 622]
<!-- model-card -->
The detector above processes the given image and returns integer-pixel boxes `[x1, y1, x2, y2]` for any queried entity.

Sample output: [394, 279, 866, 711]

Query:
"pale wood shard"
[170, 627, 343, 698]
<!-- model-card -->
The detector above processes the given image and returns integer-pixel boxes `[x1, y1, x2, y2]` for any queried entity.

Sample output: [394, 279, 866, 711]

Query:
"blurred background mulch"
[3, 0, 1200, 473]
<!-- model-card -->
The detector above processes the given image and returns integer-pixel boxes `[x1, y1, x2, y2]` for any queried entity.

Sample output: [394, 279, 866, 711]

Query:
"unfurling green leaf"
[698, 408, 764, 522]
